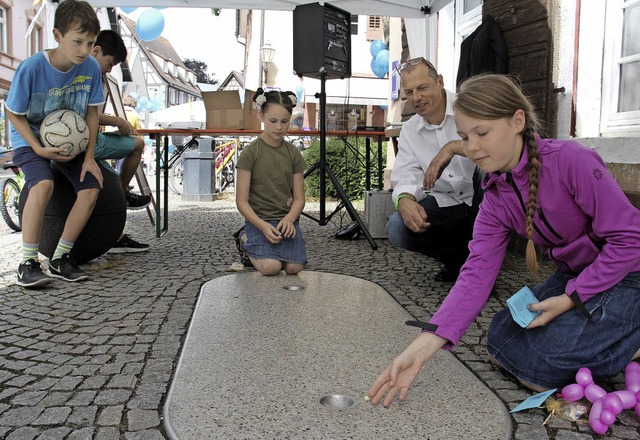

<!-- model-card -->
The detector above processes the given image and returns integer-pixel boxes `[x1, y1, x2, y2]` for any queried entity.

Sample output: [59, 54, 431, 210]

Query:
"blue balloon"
[375, 49, 390, 75]
[371, 58, 385, 79]
[136, 9, 165, 42]
[370, 40, 386, 58]
[295, 84, 304, 101]
[120, 7, 137, 14]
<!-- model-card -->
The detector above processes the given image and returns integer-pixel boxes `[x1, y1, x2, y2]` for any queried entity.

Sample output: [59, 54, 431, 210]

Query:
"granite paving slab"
[165, 271, 511, 439]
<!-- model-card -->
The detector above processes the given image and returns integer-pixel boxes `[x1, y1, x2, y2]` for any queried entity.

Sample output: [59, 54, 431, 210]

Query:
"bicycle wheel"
[1, 177, 22, 231]
[219, 160, 235, 192]
[168, 159, 184, 195]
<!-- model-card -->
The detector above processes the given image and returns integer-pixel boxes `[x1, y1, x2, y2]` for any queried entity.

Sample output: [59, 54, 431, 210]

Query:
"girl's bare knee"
[254, 259, 282, 276]
[283, 263, 303, 275]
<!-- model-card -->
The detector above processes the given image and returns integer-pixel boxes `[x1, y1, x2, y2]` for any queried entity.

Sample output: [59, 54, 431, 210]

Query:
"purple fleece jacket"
[429, 138, 640, 348]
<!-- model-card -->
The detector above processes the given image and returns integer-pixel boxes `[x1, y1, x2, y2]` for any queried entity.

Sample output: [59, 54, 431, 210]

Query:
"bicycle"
[167, 137, 237, 196]
[1, 161, 24, 232]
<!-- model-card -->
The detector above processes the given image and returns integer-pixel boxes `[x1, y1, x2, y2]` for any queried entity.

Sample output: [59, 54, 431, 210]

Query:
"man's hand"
[397, 197, 430, 233]
[423, 140, 460, 189]
[527, 294, 575, 329]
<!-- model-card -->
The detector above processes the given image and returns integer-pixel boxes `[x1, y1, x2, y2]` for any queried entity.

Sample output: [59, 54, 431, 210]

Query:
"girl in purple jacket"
[369, 74, 640, 407]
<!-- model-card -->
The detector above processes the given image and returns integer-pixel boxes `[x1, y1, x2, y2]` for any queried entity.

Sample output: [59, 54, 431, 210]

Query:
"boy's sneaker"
[16, 259, 52, 287]
[108, 234, 150, 253]
[125, 190, 151, 210]
[48, 254, 89, 282]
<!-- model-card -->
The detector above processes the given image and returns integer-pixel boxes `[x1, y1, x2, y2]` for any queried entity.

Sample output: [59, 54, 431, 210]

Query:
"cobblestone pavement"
[0, 193, 638, 440]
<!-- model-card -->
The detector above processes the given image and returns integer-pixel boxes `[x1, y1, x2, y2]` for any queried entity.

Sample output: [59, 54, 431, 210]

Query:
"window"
[28, 23, 42, 57]
[351, 15, 358, 35]
[366, 16, 382, 41]
[0, 7, 7, 53]
[602, 0, 640, 135]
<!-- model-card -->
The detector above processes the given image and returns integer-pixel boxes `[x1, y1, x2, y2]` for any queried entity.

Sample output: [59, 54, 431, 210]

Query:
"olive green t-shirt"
[236, 137, 307, 221]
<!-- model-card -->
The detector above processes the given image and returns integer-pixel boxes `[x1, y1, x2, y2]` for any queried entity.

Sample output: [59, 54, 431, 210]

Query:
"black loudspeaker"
[293, 2, 351, 79]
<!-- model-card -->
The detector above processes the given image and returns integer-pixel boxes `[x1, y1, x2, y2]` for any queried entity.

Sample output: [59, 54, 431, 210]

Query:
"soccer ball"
[39, 109, 90, 157]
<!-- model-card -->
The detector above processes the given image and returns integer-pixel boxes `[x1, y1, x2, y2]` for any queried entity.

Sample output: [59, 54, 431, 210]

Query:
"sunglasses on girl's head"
[395, 57, 437, 75]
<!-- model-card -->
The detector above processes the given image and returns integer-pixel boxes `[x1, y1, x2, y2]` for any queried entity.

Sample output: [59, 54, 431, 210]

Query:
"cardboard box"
[202, 89, 261, 130]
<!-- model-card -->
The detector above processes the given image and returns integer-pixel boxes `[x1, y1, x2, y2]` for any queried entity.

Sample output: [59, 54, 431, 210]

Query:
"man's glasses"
[395, 57, 437, 75]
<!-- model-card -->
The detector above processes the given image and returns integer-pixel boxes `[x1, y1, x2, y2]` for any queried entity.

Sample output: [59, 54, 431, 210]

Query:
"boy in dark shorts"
[91, 29, 149, 252]
[7, 0, 104, 286]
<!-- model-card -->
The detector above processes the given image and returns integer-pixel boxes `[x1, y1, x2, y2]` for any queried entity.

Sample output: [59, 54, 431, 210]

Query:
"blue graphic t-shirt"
[6, 51, 104, 148]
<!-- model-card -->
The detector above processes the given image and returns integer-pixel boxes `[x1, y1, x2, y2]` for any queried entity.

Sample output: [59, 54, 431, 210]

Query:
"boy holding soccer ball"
[6, 0, 104, 287]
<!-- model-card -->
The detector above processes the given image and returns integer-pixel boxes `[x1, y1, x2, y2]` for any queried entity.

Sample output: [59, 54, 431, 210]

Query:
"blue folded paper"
[507, 286, 541, 328]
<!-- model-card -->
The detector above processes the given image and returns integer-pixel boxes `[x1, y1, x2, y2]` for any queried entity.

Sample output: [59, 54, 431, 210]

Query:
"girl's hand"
[368, 332, 446, 407]
[277, 219, 296, 238]
[527, 294, 575, 329]
[261, 222, 284, 244]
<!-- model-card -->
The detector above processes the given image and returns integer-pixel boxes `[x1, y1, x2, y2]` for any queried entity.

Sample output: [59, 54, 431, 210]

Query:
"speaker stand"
[302, 73, 378, 250]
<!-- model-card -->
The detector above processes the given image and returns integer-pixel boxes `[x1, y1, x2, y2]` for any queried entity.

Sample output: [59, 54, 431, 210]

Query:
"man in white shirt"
[388, 58, 481, 282]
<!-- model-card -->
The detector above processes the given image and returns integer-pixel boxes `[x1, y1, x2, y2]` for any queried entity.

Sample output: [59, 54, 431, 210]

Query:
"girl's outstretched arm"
[368, 332, 447, 407]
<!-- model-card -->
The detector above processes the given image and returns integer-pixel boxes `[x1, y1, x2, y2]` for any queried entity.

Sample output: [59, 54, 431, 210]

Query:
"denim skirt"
[487, 271, 640, 389]
[243, 221, 308, 265]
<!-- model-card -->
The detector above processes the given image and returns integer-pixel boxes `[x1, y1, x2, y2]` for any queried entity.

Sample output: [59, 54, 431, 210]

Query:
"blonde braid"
[524, 129, 541, 276]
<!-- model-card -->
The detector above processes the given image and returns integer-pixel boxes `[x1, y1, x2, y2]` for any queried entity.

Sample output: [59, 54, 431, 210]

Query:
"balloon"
[370, 40, 386, 58]
[560, 383, 584, 401]
[585, 383, 607, 402]
[120, 7, 137, 14]
[295, 84, 304, 102]
[370, 58, 385, 79]
[136, 8, 165, 42]
[589, 399, 609, 435]
[575, 367, 593, 386]
[625, 361, 640, 392]
[602, 393, 623, 415]
[375, 49, 390, 75]
[612, 390, 637, 409]
[139, 96, 149, 105]
[599, 408, 616, 425]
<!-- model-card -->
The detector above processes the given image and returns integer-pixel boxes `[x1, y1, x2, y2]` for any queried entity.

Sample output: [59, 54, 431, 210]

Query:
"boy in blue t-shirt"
[6, 0, 104, 287]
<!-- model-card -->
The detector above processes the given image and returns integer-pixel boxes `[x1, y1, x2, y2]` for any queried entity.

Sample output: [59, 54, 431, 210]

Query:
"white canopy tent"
[147, 101, 206, 129]
[89, 0, 433, 19]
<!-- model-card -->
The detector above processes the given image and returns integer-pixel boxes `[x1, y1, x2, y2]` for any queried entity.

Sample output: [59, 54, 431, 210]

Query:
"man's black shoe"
[125, 191, 151, 210]
[434, 268, 459, 282]
[108, 234, 150, 253]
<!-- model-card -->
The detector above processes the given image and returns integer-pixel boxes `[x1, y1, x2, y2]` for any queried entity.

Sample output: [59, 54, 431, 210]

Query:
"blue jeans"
[487, 271, 640, 389]
[386, 198, 475, 272]
[387, 168, 483, 273]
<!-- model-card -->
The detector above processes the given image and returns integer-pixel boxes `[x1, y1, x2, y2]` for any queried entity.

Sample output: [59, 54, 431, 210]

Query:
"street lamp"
[260, 42, 275, 87]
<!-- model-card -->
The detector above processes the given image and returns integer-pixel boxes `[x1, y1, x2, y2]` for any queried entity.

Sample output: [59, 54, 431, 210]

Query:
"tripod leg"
[324, 164, 378, 250]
